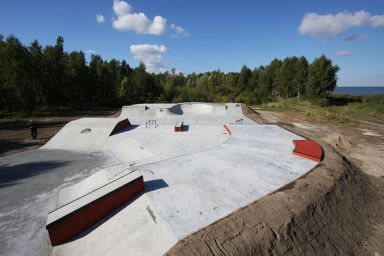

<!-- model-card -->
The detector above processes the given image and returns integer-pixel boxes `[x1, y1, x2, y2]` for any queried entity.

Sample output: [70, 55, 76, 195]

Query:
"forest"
[0, 35, 340, 112]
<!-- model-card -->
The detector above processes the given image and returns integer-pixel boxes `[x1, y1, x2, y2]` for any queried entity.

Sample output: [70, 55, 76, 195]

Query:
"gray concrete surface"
[0, 103, 318, 256]
[0, 149, 112, 256]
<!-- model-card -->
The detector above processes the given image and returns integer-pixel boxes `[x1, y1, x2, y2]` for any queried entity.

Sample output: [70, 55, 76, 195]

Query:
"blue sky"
[0, 0, 383, 86]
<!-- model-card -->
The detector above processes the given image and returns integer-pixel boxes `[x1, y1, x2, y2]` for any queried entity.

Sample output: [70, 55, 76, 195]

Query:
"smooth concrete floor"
[0, 150, 114, 256]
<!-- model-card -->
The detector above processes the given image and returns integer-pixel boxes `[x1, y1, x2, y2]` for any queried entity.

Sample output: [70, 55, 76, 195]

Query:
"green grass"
[253, 95, 384, 124]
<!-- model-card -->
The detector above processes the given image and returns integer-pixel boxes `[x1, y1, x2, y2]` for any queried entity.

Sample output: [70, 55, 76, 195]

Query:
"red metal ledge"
[46, 171, 144, 246]
[109, 118, 131, 136]
[223, 124, 231, 136]
[293, 139, 323, 163]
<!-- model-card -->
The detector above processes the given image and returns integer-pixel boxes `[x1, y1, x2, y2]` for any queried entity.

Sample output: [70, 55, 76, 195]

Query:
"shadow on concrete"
[114, 125, 140, 135]
[169, 104, 183, 115]
[181, 125, 190, 132]
[144, 179, 169, 193]
[0, 160, 69, 188]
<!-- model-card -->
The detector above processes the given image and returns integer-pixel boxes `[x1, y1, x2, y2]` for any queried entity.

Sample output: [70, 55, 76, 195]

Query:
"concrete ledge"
[109, 118, 131, 136]
[293, 139, 323, 162]
[46, 171, 144, 246]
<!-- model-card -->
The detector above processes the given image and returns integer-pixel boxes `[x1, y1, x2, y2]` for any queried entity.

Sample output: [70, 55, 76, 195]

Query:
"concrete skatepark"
[0, 103, 323, 256]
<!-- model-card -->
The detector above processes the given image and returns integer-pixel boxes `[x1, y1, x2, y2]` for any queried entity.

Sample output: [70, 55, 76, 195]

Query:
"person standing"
[29, 120, 37, 140]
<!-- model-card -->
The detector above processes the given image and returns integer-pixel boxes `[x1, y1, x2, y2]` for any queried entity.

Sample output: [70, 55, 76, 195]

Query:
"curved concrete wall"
[293, 139, 323, 162]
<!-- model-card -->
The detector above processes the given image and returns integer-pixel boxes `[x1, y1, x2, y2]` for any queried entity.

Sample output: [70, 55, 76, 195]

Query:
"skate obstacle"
[174, 121, 184, 132]
[223, 124, 232, 136]
[293, 139, 323, 162]
[109, 118, 131, 136]
[46, 171, 144, 246]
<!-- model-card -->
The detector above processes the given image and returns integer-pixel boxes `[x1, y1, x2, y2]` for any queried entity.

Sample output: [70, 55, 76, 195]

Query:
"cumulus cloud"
[113, 0, 131, 16]
[130, 44, 168, 73]
[299, 10, 384, 39]
[170, 24, 189, 38]
[96, 14, 105, 23]
[333, 50, 353, 56]
[112, 0, 167, 35]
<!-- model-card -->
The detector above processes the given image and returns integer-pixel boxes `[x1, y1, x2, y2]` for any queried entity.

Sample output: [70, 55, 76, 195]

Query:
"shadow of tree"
[0, 160, 69, 188]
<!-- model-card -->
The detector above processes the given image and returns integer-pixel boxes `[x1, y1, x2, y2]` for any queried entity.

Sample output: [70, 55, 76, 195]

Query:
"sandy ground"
[255, 109, 384, 178]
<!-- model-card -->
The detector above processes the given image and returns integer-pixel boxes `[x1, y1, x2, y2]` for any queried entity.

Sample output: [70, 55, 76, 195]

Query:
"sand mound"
[325, 133, 353, 150]
[166, 143, 384, 256]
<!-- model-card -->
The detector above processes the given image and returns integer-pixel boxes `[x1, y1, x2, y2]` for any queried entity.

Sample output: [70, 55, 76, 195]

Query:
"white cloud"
[130, 44, 168, 73]
[112, 0, 167, 35]
[96, 14, 105, 23]
[299, 10, 384, 39]
[113, 0, 131, 16]
[170, 24, 189, 38]
[333, 50, 353, 56]
[85, 49, 96, 55]
[148, 16, 167, 35]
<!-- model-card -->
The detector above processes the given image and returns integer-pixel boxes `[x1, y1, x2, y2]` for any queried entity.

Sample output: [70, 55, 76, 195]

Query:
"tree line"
[0, 35, 339, 112]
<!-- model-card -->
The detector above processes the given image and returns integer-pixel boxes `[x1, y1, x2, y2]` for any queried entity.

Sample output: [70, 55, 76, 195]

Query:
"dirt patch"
[166, 106, 384, 256]
[242, 104, 268, 124]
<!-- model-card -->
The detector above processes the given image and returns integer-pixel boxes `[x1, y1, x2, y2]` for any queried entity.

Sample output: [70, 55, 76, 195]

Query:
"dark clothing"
[29, 122, 37, 139]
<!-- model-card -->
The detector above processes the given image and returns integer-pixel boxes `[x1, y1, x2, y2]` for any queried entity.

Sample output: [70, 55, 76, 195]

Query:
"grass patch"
[254, 95, 384, 124]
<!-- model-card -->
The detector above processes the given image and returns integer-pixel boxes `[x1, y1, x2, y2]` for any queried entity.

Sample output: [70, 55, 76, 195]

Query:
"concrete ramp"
[42, 118, 118, 151]
[176, 103, 243, 116]
[57, 166, 134, 207]
[109, 118, 131, 136]
[179, 103, 215, 115]
[120, 104, 175, 118]
[46, 170, 144, 246]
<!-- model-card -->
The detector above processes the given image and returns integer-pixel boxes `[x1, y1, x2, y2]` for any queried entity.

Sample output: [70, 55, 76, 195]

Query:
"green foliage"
[257, 95, 384, 124]
[0, 35, 340, 113]
[306, 55, 339, 99]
